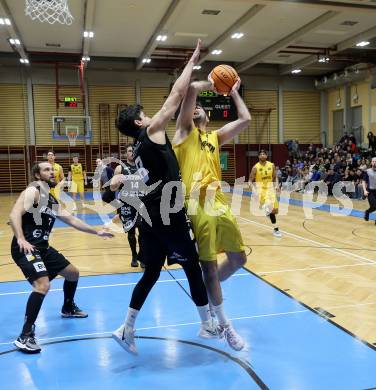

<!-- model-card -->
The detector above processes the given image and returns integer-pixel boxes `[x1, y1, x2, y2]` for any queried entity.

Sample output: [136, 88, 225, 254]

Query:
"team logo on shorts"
[26, 254, 35, 262]
[33, 261, 47, 273]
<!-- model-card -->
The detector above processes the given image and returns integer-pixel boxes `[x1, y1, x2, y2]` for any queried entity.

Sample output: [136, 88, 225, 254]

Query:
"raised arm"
[147, 39, 201, 144]
[216, 79, 251, 146]
[173, 80, 214, 144]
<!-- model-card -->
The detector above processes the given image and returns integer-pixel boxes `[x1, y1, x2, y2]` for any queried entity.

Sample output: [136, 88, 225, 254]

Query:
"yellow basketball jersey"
[254, 161, 274, 190]
[70, 163, 84, 180]
[173, 127, 223, 201]
[52, 163, 62, 182]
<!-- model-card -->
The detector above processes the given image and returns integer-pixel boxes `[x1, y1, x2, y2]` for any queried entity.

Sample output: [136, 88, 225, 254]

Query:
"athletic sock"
[125, 307, 139, 329]
[128, 234, 137, 258]
[212, 303, 229, 326]
[22, 292, 45, 335]
[197, 304, 211, 323]
[63, 280, 78, 310]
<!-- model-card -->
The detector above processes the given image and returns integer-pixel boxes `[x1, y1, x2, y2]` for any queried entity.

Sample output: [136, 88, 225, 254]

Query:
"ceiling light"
[291, 69, 301, 74]
[82, 56, 90, 61]
[142, 58, 151, 63]
[356, 41, 370, 47]
[231, 33, 244, 39]
[211, 49, 222, 55]
[193, 65, 201, 70]
[83, 31, 94, 38]
[318, 56, 330, 63]
[156, 35, 167, 42]
[0, 18, 11, 25]
[20, 58, 29, 64]
[9, 38, 20, 45]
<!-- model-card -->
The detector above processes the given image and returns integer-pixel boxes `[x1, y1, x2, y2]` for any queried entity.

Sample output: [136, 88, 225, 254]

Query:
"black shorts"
[11, 246, 71, 284]
[139, 208, 198, 266]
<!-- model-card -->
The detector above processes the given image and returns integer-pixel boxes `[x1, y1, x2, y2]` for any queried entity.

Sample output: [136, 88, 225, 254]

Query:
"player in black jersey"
[9, 162, 113, 353]
[112, 40, 220, 355]
[110, 144, 145, 268]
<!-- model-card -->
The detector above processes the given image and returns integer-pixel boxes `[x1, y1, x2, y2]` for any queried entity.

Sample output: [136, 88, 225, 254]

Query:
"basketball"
[210, 64, 239, 95]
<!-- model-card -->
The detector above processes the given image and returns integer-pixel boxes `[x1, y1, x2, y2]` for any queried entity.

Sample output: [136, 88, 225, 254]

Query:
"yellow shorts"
[71, 179, 84, 194]
[186, 194, 245, 261]
[259, 190, 279, 210]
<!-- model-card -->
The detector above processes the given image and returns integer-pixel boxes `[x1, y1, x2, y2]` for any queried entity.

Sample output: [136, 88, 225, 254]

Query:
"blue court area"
[1, 268, 376, 389]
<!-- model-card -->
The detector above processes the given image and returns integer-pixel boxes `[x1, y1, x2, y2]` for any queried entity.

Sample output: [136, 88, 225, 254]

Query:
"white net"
[66, 126, 78, 146]
[25, 0, 74, 25]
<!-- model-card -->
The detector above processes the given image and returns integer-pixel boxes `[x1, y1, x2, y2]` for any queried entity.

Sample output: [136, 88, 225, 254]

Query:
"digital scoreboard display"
[64, 97, 79, 107]
[196, 86, 243, 120]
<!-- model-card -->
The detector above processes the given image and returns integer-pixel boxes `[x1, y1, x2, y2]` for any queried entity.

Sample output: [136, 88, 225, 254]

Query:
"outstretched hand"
[229, 77, 241, 97]
[97, 230, 114, 239]
[190, 39, 201, 65]
[208, 72, 218, 93]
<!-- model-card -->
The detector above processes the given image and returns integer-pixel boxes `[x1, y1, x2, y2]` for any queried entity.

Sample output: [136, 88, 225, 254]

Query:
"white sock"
[212, 303, 229, 326]
[197, 304, 211, 324]
[124, 307, 139, 329]
[208, 300, 216, 318]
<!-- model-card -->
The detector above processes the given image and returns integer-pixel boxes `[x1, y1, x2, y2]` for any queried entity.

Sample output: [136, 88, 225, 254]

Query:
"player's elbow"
[240, 117, 251, 128]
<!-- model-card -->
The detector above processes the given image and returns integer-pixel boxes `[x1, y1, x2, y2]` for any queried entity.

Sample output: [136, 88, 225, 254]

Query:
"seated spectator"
[324, 168, 339, 196]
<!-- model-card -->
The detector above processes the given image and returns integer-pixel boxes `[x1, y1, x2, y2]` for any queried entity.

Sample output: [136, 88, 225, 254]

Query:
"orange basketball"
[210, 64, 238, 95]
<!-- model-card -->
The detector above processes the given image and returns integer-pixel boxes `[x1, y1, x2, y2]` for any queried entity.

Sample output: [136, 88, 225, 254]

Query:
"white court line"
[0, 273, 251, 297]
[2, 300, 376, 347]
[259, 262, 376, 275]
[239, 216, 376, 266]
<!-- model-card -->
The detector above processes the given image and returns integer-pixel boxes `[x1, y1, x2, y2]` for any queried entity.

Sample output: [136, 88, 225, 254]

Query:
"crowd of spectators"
[279, 132, 376, 198]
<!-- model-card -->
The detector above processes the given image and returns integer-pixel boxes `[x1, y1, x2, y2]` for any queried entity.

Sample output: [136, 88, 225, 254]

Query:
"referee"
[362, 157, 376, 224]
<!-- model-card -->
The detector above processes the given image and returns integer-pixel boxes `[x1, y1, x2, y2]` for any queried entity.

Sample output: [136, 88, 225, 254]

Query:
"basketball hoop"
[66, 126, 79, 146]
[67, 132, 78, 146]
[25, 0, 74, 25]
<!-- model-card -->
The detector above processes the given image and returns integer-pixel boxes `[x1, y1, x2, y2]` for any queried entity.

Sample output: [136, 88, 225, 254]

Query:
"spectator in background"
[368, 131, 376, 155]
[360, 157, 368, 171]
[354, 169, 365, 200]
[324, 168, 338, 196]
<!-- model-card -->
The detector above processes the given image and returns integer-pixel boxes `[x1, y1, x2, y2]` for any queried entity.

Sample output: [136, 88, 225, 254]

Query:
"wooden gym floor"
[1, 190, 375, 348]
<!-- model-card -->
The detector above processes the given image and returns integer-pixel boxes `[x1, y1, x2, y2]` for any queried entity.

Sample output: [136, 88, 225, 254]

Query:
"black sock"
[22, 292, 45, 335]
[128, 232, 137, 258]
[269, 213, 277, 224]
[63, 280, 78, 309]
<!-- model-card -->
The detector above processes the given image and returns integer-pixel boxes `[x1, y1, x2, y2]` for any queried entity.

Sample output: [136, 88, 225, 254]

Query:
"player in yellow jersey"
[47, 151, 64, 200]
[249, 150, 281, 237]
[68, 155, 87, 211]
[173, 77, 251, 351]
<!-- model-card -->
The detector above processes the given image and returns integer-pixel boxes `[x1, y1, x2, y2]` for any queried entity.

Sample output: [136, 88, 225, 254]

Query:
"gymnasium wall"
[0, 84, 28, 145]
[0, 65, 321, 148]
[283, 91, 320, 143]
[327, 81, 374, 146]
[350, 82, 370, 142]
[0, 65, 320, 192]
[327, 86, 345, 145]
[372, 87, 376, 134]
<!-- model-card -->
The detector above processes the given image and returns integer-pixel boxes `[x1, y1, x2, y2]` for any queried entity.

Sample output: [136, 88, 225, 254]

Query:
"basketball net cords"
[67, 133, 77, 147]
[25, 0, 74, 26]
